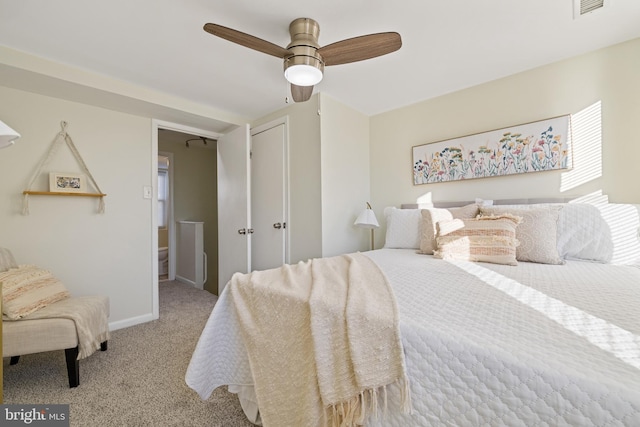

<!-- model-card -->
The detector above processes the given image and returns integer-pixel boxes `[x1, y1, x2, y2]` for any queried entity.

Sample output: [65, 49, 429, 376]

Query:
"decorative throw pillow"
[419, 204, 480, 254]
[448, 204, 481, 219]
[480, 206, 565, 265]
[383, 207, 422, 249]
[1, 265, 71, 320]
[434, 216, 520, 266]
[0, 247, 18, 272]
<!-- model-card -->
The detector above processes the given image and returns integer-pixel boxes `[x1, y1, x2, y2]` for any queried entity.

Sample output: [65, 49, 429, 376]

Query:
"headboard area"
[401, 197, 579, 209]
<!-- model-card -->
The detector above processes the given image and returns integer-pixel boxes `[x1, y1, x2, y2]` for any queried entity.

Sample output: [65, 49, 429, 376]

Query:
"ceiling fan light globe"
[284, 64, 323, 86]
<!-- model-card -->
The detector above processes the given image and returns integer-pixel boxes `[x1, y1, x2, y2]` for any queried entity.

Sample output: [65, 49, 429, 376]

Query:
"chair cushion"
[3, 317, 78, 357]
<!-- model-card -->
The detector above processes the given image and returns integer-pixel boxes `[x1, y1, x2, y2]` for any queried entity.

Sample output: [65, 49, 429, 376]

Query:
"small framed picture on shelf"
[49, 172, 86, 193]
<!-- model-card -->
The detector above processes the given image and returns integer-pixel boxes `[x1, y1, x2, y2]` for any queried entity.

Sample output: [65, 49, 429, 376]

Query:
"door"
[251, 123, 288, 271]
[217, 124, 251, 294]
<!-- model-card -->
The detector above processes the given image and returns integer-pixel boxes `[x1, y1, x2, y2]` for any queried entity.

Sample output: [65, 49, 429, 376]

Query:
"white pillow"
[475, 198, 494, 207]
[556, 203, 613, 262]
[383, 207, 421, 249]
[592, 203, 640, 265]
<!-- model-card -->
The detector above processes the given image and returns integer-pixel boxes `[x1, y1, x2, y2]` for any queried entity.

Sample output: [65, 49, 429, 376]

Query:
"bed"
[186, 198, 640, 426]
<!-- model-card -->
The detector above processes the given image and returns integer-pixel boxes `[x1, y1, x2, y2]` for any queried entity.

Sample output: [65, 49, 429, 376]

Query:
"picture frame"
[412, 115, 572, 185]
[49, 172, 87, 193]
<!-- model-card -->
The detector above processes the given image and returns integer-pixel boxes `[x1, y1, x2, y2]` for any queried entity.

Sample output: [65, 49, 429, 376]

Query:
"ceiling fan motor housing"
[284, 18, 324, 85]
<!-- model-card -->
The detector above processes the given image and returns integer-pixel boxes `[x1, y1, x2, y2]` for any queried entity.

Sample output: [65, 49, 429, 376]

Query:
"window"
[158, 169, 168, 228]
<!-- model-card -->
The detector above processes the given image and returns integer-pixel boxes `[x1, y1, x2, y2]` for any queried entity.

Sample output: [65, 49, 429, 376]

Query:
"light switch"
[143, 186, 152, 199]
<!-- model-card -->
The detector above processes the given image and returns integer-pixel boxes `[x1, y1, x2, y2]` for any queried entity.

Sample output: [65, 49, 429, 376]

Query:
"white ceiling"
[1, 0, 639, 124]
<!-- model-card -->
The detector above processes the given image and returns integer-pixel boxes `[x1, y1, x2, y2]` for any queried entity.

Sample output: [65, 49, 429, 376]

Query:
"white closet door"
[251, 122, 288, 271]
[217, 124, 251, 295]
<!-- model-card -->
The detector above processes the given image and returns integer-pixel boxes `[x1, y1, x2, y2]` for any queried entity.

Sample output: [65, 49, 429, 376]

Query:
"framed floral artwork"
[412, 115, 572, 185]
[49, 172, 87, 193]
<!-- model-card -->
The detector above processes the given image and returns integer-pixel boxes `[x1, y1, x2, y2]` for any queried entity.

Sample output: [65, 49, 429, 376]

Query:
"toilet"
[159, 247, 168, 276]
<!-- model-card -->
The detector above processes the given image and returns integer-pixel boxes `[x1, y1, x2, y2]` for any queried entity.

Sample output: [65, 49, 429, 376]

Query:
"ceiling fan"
[203, 18, 402, 102]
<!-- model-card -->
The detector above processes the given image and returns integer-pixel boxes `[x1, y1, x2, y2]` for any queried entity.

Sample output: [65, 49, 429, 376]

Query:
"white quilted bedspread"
[186, 249, 640, 426]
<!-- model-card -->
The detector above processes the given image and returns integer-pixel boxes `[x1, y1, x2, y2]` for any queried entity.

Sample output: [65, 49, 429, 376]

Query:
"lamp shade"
[0, 120, 20, 149]
[354, 208, 379, 229]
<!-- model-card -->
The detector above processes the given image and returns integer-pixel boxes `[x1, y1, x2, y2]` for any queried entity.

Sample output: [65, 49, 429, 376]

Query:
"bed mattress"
[186, 249, 640, 426]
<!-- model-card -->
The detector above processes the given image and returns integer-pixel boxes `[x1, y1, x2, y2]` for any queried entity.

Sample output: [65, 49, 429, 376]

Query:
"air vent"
[574, 0, 605, 18]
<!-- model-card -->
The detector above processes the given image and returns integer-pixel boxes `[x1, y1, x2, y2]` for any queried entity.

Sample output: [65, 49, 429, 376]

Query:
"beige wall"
[158, 228, 168, 248]
[0, 86, 154, 328]
[158, 135, 218, 295]
[370, 37, 640, 248]
[319, 94, 371, 256]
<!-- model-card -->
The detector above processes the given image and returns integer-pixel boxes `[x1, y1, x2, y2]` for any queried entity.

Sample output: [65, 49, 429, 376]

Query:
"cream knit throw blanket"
[229, 252, 411, 427]
[25, 296, 110, 359]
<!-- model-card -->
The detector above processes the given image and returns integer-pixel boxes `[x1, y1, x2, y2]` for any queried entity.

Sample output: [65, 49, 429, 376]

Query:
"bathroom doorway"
[156, 127, 219, 293]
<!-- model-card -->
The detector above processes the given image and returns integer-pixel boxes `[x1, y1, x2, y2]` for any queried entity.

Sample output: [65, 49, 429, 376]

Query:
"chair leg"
[100, 341, 108, 351]
[9, 356, 20, 365]
[65, 347, 79, 388]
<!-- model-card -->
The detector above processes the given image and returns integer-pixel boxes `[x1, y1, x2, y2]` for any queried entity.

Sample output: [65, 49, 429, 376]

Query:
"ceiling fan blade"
[203, 23, 289, 58]
[291, 84, 313, 102]
[318, 32, 402, 66]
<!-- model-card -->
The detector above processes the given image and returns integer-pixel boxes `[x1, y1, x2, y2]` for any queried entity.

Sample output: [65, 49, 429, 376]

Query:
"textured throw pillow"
[0, 247, 18, 272]
[434, 216, 520, 266]
[480, 206, 565, 265]
[0, 265, 71, 320]
[383, 207, 422, 249]
[419, 204, 480, 254]
[448, 204, 481, 219]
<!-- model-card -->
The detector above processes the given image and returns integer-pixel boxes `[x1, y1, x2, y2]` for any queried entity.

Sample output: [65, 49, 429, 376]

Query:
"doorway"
[152, 120, 221, 319]
[157, 128, 218, 290]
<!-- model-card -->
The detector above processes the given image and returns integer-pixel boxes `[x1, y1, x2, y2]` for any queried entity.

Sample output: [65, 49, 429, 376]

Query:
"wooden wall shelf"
[23, 191, 106, 198]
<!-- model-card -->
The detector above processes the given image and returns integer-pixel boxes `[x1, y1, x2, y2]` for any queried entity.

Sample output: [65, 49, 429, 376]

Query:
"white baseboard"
[176, 274, 203, 290]
[109, 312, 156, 331]
[176, 274, 195, 286]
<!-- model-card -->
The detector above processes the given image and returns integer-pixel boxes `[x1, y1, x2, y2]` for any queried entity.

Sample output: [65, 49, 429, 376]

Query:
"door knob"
[238, 228, 247, 235]
[273, 222, 282, 229]
[247, 228, 254, 234]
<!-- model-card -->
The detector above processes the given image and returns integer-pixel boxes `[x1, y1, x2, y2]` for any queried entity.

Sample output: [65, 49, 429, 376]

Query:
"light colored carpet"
[3, 281, 254, 427]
